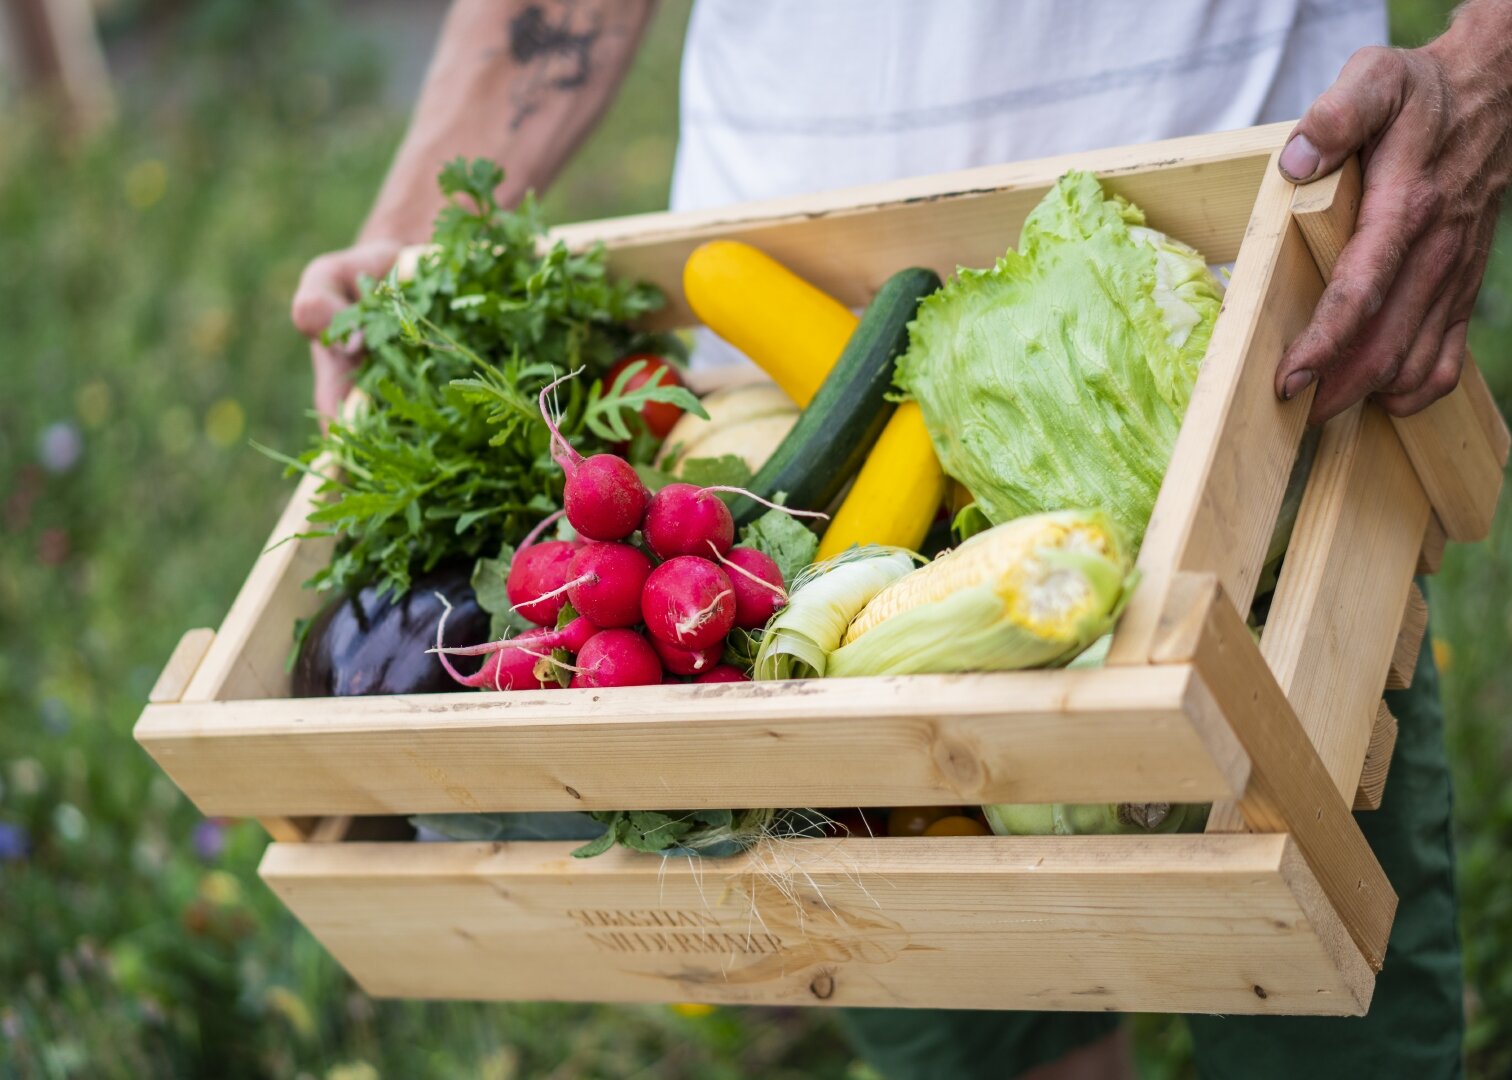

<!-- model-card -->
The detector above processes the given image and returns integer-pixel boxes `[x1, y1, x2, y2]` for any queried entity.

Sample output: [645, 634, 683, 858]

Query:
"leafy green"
[740, 508, 819, 585]
[276, 157, 700, 598]
[897, 170, 1223, 545]
[678, 454, 754, 503]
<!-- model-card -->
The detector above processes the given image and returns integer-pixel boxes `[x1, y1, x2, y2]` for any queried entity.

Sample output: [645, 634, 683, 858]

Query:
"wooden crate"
[135, 123, 1508, 1016]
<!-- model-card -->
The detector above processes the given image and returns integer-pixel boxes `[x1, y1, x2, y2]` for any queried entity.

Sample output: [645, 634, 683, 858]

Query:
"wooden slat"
[1387, 584, 1429, 692]
[259, 817, 319, 843]
[147, 628, 216, 704]
[1353, 703, 1398, 812]
[1157, 574, 1396, 970]
[549, 124, 1290, 329]
[1289, 156, 1508, 543]
[1250, 403, 1426, 798]
[262, 833, 1370, 1015]
[134, 666, 1247, 818]
[181, 465, 333, 703]
[1109, 159, 1322, 664]
[1393, 357, 1509, 542]
[1418, 513, 1448, 575]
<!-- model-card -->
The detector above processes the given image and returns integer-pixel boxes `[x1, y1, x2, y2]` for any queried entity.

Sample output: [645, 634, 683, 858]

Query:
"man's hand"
[1275, 2, 1512, 423]
[291, 240, 403, 420]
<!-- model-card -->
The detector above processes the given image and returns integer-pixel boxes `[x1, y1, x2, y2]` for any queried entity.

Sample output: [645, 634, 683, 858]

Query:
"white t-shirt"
[671, 0, 1387, 211]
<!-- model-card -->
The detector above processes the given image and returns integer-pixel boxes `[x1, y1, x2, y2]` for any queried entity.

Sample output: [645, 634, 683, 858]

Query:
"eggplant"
[292, 565, 490, 697]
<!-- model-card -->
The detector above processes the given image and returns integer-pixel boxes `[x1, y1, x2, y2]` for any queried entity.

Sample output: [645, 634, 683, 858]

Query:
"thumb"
[1279, 46, 1406, 183]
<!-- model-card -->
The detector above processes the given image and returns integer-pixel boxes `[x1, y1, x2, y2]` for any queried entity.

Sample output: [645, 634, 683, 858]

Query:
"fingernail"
[1282, 369, 1315, 400]
[1279, 134, 1321, 182]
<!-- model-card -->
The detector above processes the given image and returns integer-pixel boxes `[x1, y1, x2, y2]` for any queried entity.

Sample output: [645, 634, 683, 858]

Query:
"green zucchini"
[729, 266, 942, 526]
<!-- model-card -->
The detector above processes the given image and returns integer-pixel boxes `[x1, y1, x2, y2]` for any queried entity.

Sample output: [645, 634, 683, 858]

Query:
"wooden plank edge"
[1418, 513, 1448, 575]
[131, 665, 1248, 818]
[1386, 584, 1428, 692]
[1176, 574, 1395, 969]
[147, 628, 216, 704]
[1276, 836, 1375, 1014]
[549, 122, 1294, 251]
[1353, 703, 1398, 812]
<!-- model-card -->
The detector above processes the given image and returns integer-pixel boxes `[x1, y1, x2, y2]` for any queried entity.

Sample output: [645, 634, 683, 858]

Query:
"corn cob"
[826, 509, 1135, 678]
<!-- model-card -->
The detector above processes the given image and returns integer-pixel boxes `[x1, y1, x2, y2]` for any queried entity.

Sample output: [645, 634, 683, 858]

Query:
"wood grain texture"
[261, 833, 1371, 1015]
[1387, 584, 1429, 692]
[180, 464, 333, 703]
[1392, 357, 1509, 542]
[1109, 160, 1322, 664]
[1353, 703, 1397, 812]
[1171, 576, 1396, 969]
[135, 666, 1247, 818]
[1291, 157, 1508, 543]
[1253, 404, 1427, 797]
[548, 124, 1290, 329]
[147, 628, 216, 704]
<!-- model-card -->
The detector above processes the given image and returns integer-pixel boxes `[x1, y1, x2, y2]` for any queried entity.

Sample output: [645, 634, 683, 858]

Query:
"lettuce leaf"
[896, 171, 1223, 544]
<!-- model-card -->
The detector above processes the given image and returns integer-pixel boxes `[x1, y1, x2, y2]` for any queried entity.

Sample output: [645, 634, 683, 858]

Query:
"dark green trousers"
[838, 598, 1465, 1079]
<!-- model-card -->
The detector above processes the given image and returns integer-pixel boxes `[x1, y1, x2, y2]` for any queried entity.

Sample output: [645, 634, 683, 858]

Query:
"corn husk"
[753, 547, 915, 681]
[826, 509, 1135, 678]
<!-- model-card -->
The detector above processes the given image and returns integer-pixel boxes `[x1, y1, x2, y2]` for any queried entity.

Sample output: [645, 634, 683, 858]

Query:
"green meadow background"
[2, 1, 1508, 1076]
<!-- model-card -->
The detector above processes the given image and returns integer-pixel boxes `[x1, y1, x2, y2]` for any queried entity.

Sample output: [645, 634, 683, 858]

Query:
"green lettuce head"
[896, 170, 1223, 544]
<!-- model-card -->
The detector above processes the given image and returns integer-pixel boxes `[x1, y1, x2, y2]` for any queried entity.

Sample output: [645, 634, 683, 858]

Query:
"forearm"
[360, 0, 654, 242]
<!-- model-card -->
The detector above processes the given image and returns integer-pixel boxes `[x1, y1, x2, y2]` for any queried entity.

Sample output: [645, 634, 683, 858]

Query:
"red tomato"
[607, 354, 685, 439]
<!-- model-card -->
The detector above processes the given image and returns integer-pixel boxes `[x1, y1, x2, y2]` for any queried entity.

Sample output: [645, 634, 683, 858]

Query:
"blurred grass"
[1, 0, 1510, 1077]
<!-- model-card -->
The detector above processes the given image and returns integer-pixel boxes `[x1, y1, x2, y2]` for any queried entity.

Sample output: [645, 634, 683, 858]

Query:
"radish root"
[709, 542, 788, 601]
[675, 588, 733, 642]
[701, 486, 830, 520]
[537, 367, 587, 474]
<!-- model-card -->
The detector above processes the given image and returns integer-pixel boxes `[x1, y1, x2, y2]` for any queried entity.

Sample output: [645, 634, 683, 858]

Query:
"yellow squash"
[682, 240, 857, 406]
[817, 403, 945, 558]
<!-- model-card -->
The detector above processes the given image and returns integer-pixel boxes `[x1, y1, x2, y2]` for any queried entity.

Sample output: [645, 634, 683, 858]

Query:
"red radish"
[565, 542, 653, 628]
[642, 484, 734, 560]
[570, 629, 663, 688]
[564, 454, 648, 541]
[694, 664, 750, 683]
[719, 546, 787, 629]
[507, 540, 577, 625]
[606, 354, 685, 439]
[433, 623, 558, 691]
[539, 372, 649, 542]
[641, 557, 736, 650]
[650, 635, 722, 677]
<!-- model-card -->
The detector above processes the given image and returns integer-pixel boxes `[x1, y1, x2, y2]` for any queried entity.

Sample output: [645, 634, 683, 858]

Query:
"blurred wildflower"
[9, 758, 44, 796]
[125, 160, 168, 210]
[264, 986, 317, 1040]
[75, 379, 112, 429]
[205, 398, 246, 448]
[53, 803, 88, 843]
[38, 528, 71, 566]
[1432, 637, 1452, 673]
[199, 869, 242, 907]
[38, 422, 84, 474]
[344, 991, 375, 1025]
[326, 1063, 379, 1080]
[671, 1002, 716, 1018]
[0, 822, 30, 861]
[1, 1008, 19, 1040]
[192, 818, 227, 861]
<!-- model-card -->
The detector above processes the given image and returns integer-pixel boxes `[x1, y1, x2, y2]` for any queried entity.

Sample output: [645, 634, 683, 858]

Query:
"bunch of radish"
[431, 371, 811, 691]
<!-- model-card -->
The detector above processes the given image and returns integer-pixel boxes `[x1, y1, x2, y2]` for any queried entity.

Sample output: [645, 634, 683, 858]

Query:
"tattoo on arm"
[502, 1, 613, 130]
